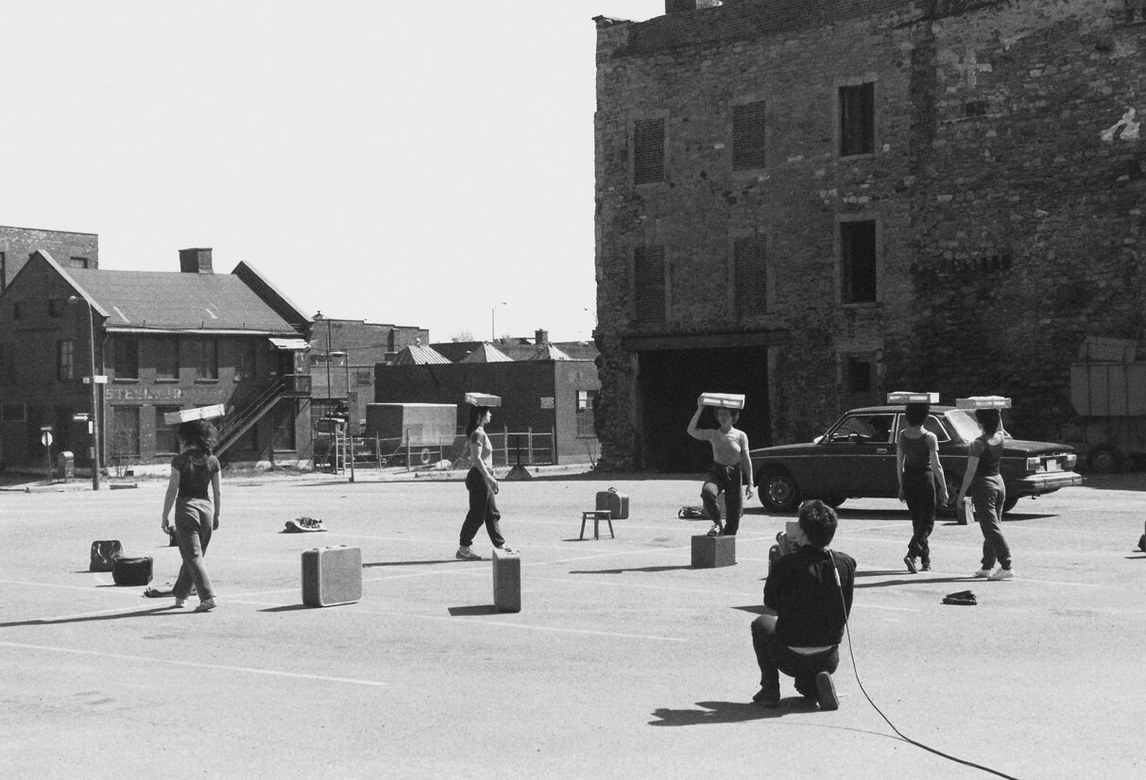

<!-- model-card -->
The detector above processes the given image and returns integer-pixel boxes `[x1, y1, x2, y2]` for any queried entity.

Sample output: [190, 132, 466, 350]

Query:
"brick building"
[1, 225, 99, 292]
[309, 316, 429, 434]
[0, 248, 314, 473]
[593, 0, 1146, 471]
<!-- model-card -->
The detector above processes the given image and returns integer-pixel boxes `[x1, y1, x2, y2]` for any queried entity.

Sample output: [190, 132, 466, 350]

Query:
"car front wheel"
[759, 470, 801, 513]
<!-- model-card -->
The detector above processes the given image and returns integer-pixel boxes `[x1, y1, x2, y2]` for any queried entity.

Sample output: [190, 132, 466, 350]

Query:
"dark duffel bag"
[112, 556, 153, 586]
[90, 540, 124, 572]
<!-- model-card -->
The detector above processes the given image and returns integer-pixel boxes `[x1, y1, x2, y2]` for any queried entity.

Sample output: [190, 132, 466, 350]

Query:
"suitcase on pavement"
[90, 540, 124, 572]
[112, 556, 153, 586]
[301, 546, 362, 607]
[595, 487, 629, 520]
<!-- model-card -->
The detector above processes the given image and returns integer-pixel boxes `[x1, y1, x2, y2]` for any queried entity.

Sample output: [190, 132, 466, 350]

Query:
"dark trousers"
[751, 614, 839, 689]
[973, 474, 1011, 569]
[902, 467, 936, 563]
[701, 465, 743, 535]
[173, 498, 215, 601]
[459, 467, 505, 548]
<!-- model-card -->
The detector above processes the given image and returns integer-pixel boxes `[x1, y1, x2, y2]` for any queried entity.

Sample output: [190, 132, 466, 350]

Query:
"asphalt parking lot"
[2, 470, 1144, 778]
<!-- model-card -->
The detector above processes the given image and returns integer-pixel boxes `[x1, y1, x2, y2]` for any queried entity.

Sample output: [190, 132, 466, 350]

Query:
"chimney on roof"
[665, 0, 722, 12]
[535, 328, 549, 345]
[179, 248, 214, 274]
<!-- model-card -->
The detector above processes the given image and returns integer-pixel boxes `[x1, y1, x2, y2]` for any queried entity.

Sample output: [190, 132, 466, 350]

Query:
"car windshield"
[944, 409, 983, 442]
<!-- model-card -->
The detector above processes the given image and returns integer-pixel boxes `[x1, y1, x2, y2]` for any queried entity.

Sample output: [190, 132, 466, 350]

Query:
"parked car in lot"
[751, 405, 1082, 514]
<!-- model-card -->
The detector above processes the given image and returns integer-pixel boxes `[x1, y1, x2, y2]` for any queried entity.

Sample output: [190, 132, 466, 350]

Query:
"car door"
[819, 412, 899, 495]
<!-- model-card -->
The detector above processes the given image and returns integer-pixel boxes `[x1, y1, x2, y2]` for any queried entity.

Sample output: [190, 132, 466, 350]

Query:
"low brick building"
[593, 0, 1146, 471]
[0, 248, 314, 474]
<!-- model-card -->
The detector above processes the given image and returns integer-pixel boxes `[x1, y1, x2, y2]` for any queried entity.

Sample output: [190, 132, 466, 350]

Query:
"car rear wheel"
[1087, 445, 1121, 474]
[1002, 494, 1019, 514]
[759, 470, 801, 513]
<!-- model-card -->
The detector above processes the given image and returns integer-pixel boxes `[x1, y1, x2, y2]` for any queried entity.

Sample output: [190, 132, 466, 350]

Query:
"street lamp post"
[491, 301, 507, 342]
[68, 295, 101, 490]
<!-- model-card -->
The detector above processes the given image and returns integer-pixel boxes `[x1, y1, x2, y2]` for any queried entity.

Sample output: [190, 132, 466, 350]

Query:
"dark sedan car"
[751, 405, 1082, 514]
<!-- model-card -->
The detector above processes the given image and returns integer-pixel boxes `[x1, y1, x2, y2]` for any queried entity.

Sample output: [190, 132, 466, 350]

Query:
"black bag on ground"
[90, 540, 124, 572]
[112, 556, 153, 586]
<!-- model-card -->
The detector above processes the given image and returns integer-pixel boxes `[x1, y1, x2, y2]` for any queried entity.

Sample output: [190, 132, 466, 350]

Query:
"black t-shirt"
[764, 546, 856, 647]
[171, 450, 220, 500]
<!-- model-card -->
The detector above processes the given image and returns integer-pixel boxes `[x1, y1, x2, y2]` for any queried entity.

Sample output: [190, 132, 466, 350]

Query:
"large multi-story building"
[593, 0, 1146, 471]
[0, 248, 314, 473]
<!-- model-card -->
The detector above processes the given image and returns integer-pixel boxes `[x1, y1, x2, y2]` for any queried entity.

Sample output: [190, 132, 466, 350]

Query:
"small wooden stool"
[580, 510, 614, 540]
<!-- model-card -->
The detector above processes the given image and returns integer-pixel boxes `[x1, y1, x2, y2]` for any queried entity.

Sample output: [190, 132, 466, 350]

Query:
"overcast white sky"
[0, 1, 665, 343]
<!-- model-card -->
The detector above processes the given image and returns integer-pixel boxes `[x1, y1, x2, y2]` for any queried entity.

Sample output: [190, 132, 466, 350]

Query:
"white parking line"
[0, 640, 387, 686]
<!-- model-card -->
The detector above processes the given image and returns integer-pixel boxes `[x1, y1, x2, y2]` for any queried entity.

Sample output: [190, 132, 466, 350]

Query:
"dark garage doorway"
[637, 346, 771, 472]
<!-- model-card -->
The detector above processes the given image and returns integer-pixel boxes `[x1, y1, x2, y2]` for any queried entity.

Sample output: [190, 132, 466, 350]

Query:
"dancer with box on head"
[955, 396, 1014, 581]
[161, 415, 222, 612]
[456, 393, 514, 561]
[890, 392, 948, 573]
[687, 393, 753, 536]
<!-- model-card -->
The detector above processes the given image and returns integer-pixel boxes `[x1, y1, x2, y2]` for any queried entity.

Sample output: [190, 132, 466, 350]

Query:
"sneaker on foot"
[988, 567, 1014, 581]
[706, 523, 723, 537]
[194, 598, 217, 613]
[815, 671, 839, 711]
[456, 546, 482, 561]
[752, 685, 780, 708]
[973, 568, 992, 578]
[903, 555, 917, 574]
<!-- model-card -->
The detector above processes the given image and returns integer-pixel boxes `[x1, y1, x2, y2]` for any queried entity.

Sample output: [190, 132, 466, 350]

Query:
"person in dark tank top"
[895, 400, 949, 573]
[161, 419, 222, 611]
[956, 407, 1013, 580]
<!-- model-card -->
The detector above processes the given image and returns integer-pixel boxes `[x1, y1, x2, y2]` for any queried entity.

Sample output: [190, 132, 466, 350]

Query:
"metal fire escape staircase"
[215, 374, 311, 455]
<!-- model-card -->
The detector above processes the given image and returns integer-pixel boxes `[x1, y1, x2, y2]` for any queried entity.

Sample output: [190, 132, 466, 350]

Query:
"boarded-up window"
[112, 406, 140, 458]
[114, 337, 139, 380]
[734, 236, 767, 317]
[193, 339, 219, 380]
[732, 101, 766, 170]
[840, 221, 877, 303]
[839, 82, 875, 157]
[633, 246, 666, 325]
[633, 118, 665, 185]
[156, 338, 179, 380]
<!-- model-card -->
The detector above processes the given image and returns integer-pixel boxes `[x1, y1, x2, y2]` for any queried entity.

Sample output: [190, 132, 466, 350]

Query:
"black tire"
[822, 496, 846, 509]
[1087, 445, 1120, 474]
[759, 470, 801, 513]
[1002, 493, 1019, 514]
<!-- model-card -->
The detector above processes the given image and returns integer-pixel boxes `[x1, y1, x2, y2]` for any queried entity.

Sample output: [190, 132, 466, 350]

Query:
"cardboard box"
[163, 404, 226, 424]
[955, 396, 1012, 410]
[699, 392, 745, 410]
[464, 392, 502, 407]
[887, 391, 939, 404]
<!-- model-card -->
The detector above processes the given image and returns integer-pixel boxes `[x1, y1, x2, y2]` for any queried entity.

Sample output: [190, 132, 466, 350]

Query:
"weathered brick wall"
[595, 0, 1145, 469]
[0, 226, 99, 291]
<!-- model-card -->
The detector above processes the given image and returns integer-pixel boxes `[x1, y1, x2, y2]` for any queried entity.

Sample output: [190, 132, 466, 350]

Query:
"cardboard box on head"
[163, 404, 226, 425]
[956, 396, 1012, 410]
[464, 392, 502, 408]
[887, 391, 939, 404]
[699, 392, 745, 410]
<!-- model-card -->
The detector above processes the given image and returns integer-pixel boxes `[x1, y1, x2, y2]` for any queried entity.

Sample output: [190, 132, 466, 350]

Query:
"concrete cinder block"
[691, 534, 736, 568]
[493, 547, 521, 613]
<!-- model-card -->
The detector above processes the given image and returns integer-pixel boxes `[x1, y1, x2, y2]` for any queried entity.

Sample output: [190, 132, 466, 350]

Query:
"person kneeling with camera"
[750, 499, 856, 710]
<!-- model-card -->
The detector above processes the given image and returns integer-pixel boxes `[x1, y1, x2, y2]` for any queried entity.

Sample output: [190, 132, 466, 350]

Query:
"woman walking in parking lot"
[161, 419, 221, 612]
[956, 405, 1013, 580]
[896, 400, 948, 573]
[456, 404, 513, 561]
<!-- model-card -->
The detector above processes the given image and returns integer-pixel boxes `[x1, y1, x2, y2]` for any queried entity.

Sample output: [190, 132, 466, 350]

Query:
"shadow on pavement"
[649, 699, 815, 726]
[363, 559, 461, 568]
[259, 604, 315, 613]
[0, 606, 180, 627]
[855, 575, 976, 590]
[568, 565, 696, 574]
[448, 605, 499, 616]
[731, 604, 767, 615]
